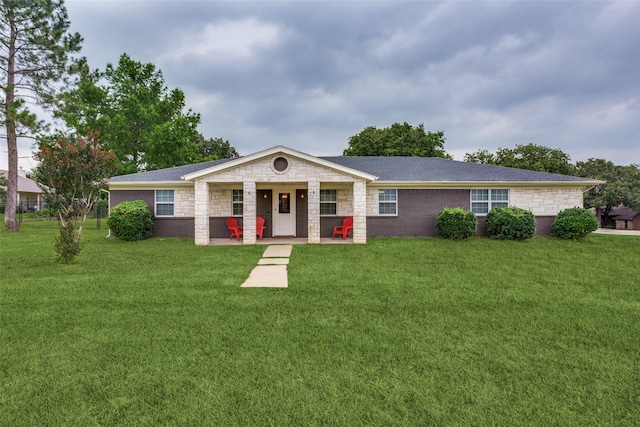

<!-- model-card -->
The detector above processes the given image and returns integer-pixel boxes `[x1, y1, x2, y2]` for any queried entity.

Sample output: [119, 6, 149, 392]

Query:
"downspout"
[100, 189, 111, 238]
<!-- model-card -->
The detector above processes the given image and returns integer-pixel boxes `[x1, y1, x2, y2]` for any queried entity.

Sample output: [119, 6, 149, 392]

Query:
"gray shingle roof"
[0, 170, 43, 193]
[321, 156, 591, 182]
[108, 158, 234, 182]
[609, 206, 640, 220]
[108, 155, 594, 183]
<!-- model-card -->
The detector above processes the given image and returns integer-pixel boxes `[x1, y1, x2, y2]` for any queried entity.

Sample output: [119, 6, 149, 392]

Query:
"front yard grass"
[1, 219, 639, 426]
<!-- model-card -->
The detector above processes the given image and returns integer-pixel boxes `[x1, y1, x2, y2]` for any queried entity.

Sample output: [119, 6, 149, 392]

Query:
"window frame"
[232, 189, 243, 217]
[471, 189, 509, 215]
[319, 189, 337, 216]
[155, 189, 175, 217]
[378, 189, 398, 216]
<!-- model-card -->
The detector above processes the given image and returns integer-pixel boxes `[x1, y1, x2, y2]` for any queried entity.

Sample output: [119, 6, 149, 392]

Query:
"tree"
[56, 54, 204, 174]
[1, 0, 82, 231]
[343, 122, 451, 158]
[33, 131, 118, 262]
[462, 149, 496, 165]
[575, 159, 640, 225]
[464, 143, 575, 175]
[195, 136, 239, 160]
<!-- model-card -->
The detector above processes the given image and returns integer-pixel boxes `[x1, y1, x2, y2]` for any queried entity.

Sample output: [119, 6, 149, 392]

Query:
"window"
[378, 189, 397, 215]
[232, 190, 243, 216]
[273, 157, 288, 172]
[471, 189, 509, 214]
[320, 189, 337, 216]
[156, 190, 174, 216]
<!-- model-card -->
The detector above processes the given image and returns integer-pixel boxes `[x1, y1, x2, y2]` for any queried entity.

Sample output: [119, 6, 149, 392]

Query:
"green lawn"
[1, 219, 639, 426]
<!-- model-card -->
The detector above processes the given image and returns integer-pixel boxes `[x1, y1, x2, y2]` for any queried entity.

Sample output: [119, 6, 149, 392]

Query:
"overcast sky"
[4, 0, 639, 171]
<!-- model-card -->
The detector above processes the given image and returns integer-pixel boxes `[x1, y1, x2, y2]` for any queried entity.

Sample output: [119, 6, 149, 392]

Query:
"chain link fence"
[1, 200, 109, 229]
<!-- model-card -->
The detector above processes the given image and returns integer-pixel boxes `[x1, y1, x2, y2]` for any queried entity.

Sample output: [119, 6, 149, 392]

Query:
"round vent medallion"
[273, 157, 289, 172]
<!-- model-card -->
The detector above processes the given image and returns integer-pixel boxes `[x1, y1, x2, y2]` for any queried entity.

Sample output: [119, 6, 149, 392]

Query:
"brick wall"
[367, 189, 469, 237]
[110, 190, 154, 212]
[154, 218, 194, 238]
[476, 216, 554, 236]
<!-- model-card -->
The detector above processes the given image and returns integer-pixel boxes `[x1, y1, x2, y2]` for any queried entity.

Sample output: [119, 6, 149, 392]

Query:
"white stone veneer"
[366, 188, 380, 216]
[208, 188, 234, 216]
[174, 188, 195, 217]
[510, 187, 584, 216]
[201, 156, 363, 184]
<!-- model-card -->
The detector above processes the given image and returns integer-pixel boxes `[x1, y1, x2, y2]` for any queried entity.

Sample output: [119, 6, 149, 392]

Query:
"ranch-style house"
[107, 146, 600, 244]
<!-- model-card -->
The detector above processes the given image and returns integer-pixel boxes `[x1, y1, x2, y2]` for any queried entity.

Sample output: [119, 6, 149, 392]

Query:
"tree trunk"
[601, 205, 613, 228]
[4, 18, 18, 231]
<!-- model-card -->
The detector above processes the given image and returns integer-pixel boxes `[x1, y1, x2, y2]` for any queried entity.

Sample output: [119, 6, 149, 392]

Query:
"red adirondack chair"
[256, 216, 266, 240]
[226, 217, 243, 241]
[332, 216, 353, 240]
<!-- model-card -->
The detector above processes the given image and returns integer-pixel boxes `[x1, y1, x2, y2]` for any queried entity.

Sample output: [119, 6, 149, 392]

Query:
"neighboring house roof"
[609, 206, 640, 221]
[107, 145, 602, 187]
[0, 170, 42, 193]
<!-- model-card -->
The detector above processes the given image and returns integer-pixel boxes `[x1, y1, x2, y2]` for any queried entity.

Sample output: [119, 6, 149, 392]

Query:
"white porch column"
[194, 180, 210, 245]
[307, 181, 320, 243]
[353, 180, 367, 243]
[243, 181, 257, 244]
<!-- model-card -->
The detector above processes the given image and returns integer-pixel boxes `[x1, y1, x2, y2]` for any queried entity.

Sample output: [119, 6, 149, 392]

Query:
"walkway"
[241, 245, 292, 288]
[593, 228, 640, 236]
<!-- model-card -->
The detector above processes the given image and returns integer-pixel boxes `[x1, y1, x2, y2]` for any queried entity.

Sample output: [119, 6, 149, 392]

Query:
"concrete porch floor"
[209, 237, 355, 245]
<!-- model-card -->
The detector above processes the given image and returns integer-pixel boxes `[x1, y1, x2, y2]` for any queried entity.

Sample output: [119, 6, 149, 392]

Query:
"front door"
[272, 189, 296, 236]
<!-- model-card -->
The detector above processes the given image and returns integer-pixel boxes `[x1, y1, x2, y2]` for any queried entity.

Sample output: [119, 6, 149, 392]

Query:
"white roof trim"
[181, 145, 378, 181]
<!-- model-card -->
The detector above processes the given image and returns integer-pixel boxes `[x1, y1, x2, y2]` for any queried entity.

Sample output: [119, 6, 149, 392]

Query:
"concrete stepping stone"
[241, 245, 293, 288]
[241, 265, 288, 288]
[258, 258, 289, 265]
[262, 245, 292, 258]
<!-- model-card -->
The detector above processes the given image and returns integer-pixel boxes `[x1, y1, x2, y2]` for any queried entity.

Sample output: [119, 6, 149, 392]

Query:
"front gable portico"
[182, 146, 377, 245]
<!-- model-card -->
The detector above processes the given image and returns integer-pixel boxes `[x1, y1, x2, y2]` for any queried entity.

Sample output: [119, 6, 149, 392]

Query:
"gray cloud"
[3, 0, 638, 171]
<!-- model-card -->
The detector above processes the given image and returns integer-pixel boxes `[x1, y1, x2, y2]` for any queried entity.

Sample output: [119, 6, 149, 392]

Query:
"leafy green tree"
[1, 0, 82, 231]
[463, 149, 496, 165]
[464, 143, 575, 175]
[33, 131, 118, 262]
[343, 122, 451, 158]
[575, 159, 640, 225]
[195, 136, 239, 160]
[56, 54, 203, 174]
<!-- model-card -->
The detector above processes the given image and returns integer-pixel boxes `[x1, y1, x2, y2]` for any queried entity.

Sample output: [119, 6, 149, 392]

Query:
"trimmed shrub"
[552, 207, 598, 239]
[108, 200, 155, 241]
[435, 207, 477, 239]
[485, 206, 536, 240]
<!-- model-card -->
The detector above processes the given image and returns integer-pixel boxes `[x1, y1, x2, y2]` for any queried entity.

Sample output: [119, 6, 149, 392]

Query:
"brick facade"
[367, 189, 469, 237]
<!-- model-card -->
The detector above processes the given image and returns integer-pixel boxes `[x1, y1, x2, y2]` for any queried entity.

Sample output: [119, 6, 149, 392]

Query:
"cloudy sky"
[5, 0, 639, 171]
